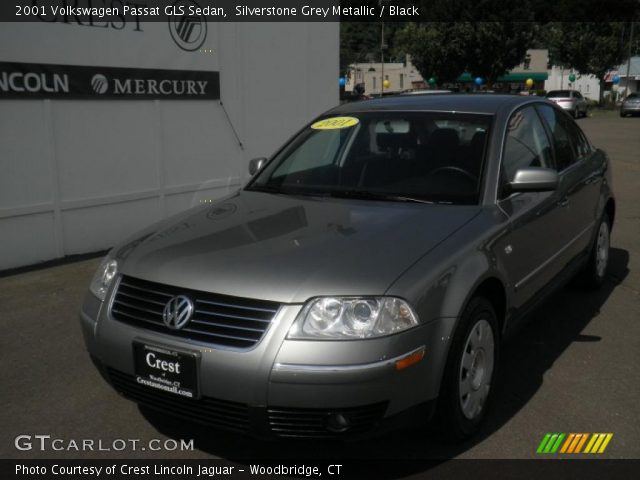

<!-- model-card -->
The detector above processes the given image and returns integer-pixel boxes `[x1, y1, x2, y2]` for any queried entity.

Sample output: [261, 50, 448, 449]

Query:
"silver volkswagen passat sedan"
[81, 95, 614, 440]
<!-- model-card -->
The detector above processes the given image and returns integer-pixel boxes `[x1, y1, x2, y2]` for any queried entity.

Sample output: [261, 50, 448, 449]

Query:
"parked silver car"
[546, 89, 589, 118]
[620, 92, 640, 117]
[81, 95, 614, 440]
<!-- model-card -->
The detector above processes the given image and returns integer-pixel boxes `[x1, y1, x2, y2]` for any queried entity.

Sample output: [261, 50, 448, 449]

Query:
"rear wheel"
[439, 297, 498, 440]
[581, 213, 610, 289]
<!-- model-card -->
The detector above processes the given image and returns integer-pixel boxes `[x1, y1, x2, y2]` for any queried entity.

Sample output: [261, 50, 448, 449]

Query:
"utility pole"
[379, 0, 388, 97]
[380, 17, 385, 97]
[624, 21, 634, 98]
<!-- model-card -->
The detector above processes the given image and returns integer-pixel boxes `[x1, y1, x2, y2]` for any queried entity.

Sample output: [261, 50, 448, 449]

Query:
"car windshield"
[246, 112, 492, 205]
[546, 90, 572, 98]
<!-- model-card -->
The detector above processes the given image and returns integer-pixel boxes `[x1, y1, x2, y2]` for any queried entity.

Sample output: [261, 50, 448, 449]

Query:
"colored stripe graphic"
[550, 433, 565, 453]
[585, 433, 614, 453]
[574, 433, 589, 453]
[539, 433, 613, 454]
[537, 433, 552, 453]
[537, 433, 566, 453]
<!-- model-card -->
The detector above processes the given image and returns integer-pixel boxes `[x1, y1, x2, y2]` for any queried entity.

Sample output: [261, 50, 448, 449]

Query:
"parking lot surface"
[1, 111, 639, 462]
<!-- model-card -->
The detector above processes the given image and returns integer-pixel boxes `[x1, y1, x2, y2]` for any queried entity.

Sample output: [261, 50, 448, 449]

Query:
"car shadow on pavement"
[139, 248, 629, 476]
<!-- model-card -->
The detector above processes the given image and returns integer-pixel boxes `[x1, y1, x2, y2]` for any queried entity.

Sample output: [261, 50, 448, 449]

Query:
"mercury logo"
[90, 74, 108, 94]
[168, 0, 207, 51]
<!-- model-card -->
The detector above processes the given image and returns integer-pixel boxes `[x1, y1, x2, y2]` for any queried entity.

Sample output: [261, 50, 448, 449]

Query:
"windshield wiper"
[327, 190, 434, 204]
[247, 184, 327, 197]
[246, 184, 283, 193]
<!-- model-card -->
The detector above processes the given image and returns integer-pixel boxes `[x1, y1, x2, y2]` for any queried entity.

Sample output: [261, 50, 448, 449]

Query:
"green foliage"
[340, 22, 407, 75]
[543, 22, 628, 80]
[397, 22, 536, 84]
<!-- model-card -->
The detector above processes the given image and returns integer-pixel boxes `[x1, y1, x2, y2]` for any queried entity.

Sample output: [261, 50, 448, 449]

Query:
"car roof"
[328, 93, 540, 115]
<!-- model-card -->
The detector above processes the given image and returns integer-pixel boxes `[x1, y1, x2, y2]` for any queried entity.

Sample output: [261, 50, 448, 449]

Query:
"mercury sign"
[0, 62, 220, 99]
[0, 8, 219, 100]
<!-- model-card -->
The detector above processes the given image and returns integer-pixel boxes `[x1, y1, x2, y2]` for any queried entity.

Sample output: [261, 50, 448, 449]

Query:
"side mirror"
[508, 167, 558, 193]
[248, 157, 267, 176]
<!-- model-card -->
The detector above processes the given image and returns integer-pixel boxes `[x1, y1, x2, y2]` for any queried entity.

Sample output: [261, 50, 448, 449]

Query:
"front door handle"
[558, 197, 569, 207]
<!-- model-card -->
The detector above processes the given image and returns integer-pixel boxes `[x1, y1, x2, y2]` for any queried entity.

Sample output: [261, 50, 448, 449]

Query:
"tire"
[573, 108, 579, 119]
[581, 213, 610, 290]
[438, 297, 499, 441]
[620, 111, 626, 118]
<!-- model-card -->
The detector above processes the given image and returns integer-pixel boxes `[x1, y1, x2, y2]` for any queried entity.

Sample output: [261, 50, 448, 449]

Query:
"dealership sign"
[0, 62, 220, 99]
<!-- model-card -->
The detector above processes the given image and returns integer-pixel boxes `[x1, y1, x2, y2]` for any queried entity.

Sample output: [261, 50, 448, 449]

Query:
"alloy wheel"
[596, 221, 610, 279]
[459, 319, 495, 420]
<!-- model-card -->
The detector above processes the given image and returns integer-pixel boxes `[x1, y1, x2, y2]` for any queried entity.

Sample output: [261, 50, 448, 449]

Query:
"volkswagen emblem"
[168, 0, 207, 52]
[163, 295, 194, 330]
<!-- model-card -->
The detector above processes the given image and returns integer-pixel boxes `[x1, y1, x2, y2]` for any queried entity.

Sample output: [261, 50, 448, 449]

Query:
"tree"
[340, 22, 406, 77]
[543, 22, 629, 102]
[396, 22, 536, 86]
[465, 23, 538, 85]
[340, 22, 379, 75]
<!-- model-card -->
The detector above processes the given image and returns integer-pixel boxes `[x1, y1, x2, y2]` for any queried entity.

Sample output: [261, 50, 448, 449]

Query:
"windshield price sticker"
[311, 117, 359, 130]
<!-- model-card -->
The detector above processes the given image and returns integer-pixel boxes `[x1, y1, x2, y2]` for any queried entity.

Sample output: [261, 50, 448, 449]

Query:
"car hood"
[115, 191, 480, 304]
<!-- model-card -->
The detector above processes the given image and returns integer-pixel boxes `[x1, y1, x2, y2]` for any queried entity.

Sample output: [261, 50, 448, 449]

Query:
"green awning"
[497, 72, 548, 82]
[455, 72, 548, 82]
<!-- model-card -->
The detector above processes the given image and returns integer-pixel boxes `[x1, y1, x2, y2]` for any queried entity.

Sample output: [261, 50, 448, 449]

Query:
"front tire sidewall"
[582, 213, 610, 289]
[440, 297, 499, 440]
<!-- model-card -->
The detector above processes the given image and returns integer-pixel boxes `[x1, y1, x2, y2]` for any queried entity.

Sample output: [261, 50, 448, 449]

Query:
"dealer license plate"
[133, 342, 199, 399]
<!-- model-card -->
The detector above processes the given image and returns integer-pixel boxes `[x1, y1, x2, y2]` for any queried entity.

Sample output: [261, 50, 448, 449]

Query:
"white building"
[345, 55, 425, 95]
[0, 21, 338, 270]
[545, 66, 601, 101]
[608, 56, 640, 98]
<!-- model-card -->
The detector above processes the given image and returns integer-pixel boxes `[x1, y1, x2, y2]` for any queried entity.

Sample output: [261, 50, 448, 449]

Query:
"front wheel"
[581, 213, 610, 289]
[439, 297, 499, 440]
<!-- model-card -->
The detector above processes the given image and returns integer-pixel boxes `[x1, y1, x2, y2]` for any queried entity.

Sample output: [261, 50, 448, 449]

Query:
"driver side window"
[502, 106, 554, 183]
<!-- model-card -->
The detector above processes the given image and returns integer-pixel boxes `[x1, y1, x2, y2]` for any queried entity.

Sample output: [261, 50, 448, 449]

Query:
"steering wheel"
[428, 166, 477, 183]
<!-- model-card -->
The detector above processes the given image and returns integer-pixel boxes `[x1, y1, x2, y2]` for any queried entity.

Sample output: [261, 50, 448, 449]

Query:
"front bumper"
[80, 282, 453, 439]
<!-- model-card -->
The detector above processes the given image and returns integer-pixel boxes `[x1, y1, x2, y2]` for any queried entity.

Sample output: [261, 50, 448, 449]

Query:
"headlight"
[288, 297, 418, 339]
[89, 255, 118, 301]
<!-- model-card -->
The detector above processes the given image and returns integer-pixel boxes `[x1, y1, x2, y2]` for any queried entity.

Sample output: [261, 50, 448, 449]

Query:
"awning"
[455, 72, 548, 82]
[497, 72, 548, 82]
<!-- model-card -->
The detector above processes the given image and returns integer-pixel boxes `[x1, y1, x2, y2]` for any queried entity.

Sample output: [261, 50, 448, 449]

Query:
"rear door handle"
[558, 197, 569, 207]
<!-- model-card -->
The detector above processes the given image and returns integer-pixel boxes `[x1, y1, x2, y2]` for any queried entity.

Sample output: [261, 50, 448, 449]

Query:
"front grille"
[111, 275, 280, 349]
[267, 403, 388, 438]
[107, 369, 250, 433]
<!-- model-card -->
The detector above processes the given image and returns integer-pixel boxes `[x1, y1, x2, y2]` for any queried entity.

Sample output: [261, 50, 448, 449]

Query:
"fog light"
[325, 413, 351, 433]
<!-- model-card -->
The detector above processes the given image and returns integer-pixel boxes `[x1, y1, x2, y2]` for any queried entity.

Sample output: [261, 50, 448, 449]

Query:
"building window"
[373, 77, 377, 89]
[586, 84, 590, 93]
[523, 54, 531, 70]
[399, 74, 404, 89]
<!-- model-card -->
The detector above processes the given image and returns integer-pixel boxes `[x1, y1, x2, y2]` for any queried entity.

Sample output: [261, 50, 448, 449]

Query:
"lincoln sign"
[0, 62, 220, 99]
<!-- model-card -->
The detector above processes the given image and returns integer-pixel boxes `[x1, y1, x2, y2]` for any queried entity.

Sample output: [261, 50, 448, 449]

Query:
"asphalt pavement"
[1, 110, 639, 464]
